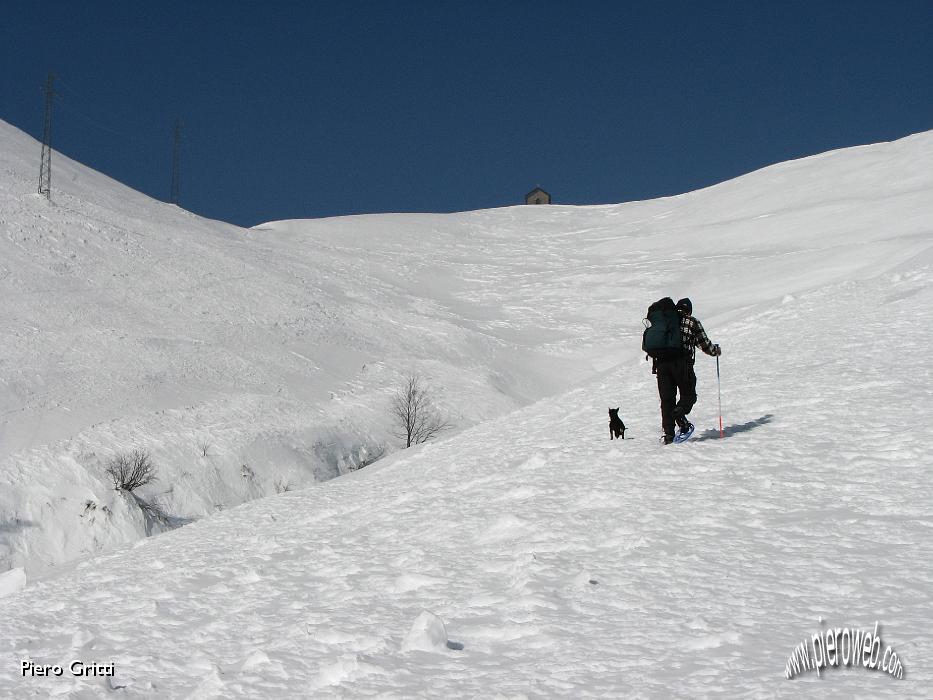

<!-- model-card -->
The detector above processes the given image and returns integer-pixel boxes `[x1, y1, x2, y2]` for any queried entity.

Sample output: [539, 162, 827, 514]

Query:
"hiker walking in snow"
[642, 297, 720, 444]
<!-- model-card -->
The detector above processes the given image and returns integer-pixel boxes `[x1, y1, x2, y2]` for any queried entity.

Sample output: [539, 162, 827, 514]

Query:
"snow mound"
[401, 611, 461, 652]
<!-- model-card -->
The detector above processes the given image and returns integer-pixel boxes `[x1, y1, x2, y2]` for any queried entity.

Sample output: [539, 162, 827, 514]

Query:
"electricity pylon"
[38, 74, 55, 199]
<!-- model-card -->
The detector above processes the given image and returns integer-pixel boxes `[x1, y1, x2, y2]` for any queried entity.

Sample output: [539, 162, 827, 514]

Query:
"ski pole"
[716, 354, 723, 438]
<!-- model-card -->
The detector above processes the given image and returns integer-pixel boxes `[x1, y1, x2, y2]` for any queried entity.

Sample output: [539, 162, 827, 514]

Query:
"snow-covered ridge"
[1, 119, 932, 581]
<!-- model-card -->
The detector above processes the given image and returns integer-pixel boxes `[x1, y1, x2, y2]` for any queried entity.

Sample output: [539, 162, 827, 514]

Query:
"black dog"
[608, 407, 626, 440]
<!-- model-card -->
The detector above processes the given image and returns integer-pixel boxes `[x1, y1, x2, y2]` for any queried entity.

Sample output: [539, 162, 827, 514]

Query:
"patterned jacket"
[680, 314, 717, 362]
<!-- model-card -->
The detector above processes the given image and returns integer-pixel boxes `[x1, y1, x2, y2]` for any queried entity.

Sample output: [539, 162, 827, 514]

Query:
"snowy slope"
[1, 123, 932, 696]
[1, 120, 614, 575]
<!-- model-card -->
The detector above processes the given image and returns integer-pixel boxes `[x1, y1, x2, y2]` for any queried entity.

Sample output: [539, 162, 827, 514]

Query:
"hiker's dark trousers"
[656, 357, 697, 439]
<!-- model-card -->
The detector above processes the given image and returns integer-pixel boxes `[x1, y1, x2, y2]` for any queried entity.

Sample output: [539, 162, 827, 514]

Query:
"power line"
[34, 74, 200, 209]
[55, 76, 149, 139]
[57, 97, 136, 140]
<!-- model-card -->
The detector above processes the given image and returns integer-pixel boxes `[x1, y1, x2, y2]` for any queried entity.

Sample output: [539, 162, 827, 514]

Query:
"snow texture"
[1, 120, 932, 696]
[0, 567, 25, 598]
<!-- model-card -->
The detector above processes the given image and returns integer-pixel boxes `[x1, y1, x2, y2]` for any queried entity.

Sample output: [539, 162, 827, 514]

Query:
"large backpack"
[642, 297, 684, 360]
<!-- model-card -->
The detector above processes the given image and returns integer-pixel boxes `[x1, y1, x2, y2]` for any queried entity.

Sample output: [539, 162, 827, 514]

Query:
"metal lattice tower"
[38, 74, 55, 199]
[170, 119, 182, 205]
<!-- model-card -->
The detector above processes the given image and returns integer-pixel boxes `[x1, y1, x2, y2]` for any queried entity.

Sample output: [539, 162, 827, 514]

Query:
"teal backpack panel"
[642, 297, 684, 359]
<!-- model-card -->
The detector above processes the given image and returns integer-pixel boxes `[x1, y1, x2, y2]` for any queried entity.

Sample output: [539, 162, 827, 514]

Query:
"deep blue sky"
[3, 1, 932, 227]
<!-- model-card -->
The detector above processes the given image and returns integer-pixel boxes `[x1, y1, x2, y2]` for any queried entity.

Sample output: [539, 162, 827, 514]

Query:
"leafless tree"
[106, 450, 157, 492]
[390, 375, 450, 448]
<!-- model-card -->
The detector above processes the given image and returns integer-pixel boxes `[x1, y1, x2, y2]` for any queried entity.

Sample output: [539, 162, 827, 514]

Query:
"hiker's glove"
[713, 344, 721, 356]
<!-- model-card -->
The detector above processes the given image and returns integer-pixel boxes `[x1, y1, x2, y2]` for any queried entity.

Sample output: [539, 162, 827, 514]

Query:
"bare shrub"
[198, 441, 211, 457]
[106, 450, 157, 492]
[390, 375, 450, 448]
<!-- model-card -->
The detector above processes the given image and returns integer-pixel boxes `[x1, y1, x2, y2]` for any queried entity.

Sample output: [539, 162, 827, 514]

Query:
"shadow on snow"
[693, 414, 774, 442]
[0, 519, 38, 535]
